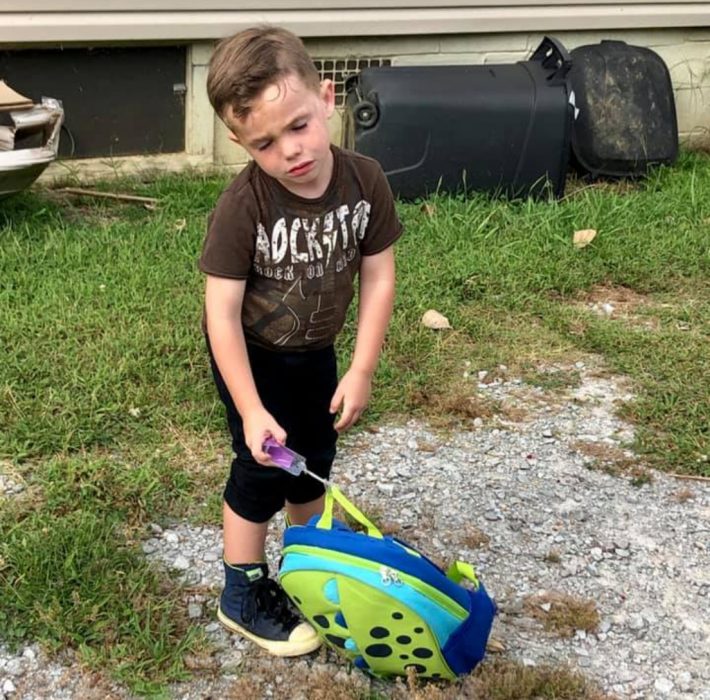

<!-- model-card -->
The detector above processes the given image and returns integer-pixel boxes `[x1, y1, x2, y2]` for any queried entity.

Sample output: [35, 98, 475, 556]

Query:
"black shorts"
[206, 336, 338, 523]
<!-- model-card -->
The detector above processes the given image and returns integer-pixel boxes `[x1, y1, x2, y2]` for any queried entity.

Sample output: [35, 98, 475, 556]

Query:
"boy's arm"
[330, 245, 396, 432]
[205, 274, 286, 464]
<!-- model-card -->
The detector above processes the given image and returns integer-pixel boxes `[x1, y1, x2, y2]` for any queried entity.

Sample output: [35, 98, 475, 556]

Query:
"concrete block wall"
[39, 27, 710, 184]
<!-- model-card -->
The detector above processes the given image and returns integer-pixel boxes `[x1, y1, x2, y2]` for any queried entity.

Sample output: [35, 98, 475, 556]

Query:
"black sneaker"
[217, 561, 321, 656]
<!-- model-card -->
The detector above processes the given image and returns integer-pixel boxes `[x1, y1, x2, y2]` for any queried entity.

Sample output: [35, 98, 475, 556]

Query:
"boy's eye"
[257, 141, 272, 151]
[292, 122, 307, 131]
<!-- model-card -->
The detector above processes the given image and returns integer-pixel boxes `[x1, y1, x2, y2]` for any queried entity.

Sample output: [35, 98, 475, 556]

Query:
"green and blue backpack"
[279, 485, 496, 679]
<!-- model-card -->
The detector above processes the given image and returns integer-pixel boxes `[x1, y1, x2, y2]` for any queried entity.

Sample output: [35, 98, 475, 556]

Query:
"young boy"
[199, 26, 402, 657]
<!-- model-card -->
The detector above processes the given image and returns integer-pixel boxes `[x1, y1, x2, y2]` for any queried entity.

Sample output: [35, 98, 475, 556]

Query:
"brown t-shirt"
[199, 146, 403, 350]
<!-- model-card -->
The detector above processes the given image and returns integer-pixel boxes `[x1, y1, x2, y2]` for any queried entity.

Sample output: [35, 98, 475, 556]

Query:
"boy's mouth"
[288, 160, 314, 176]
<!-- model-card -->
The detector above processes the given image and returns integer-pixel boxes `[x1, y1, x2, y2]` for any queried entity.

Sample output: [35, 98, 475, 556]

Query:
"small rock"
[676, 671, 692, 691]
[141, 539, 158, 554]
[188, 603, 203, 619]
[628, 614, 645, 631]
[557, 498, 579, 516]
[591, 547, 603, 561]
[654, 677, 674, 695]
[377, 483, 395, 497]
[484, 510, 501, 521]
[172, 555, 190, 571]
[618, 669, 637, 683]
[4, 660, 22, 677]
[2, 679, 16, 695]
[164, 532, 179, 545]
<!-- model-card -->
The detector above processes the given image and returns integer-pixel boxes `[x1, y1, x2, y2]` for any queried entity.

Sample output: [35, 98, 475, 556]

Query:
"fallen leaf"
[486, 637, 506, 653]
[420, 202, 437, 217]
[573, 228, 597, 248]
[174, 218, 187, 233]
[421, 309, 451, 330]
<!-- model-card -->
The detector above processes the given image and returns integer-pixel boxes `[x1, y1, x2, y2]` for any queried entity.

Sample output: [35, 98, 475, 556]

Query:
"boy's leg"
[286, 494, 325, 526]
[284, 344, 338, 525]
[218, 504, 319, 656]
[206, 336, 321, 656]
[223, 501, 268, 563]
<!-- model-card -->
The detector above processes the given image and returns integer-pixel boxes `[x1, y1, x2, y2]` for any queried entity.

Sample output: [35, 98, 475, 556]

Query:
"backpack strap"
[317, 485, 384, 539]
[446, 561, 480, 590]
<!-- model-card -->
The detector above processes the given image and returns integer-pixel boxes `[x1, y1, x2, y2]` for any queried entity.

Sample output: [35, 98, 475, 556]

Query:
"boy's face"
[226, 74, 335, 199]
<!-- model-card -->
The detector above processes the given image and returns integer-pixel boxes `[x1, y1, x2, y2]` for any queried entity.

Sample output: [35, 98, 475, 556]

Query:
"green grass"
[1, 152, 709, 692]
[0, 509, 199, 695]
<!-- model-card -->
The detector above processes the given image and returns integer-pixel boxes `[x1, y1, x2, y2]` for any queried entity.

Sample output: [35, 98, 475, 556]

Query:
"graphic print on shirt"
[243, 200, 371, 347]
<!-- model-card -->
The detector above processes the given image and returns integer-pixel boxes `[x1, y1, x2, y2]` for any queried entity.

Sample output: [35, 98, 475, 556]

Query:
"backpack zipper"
[283, 544, 467, 620]
[380, 565, 403, 586]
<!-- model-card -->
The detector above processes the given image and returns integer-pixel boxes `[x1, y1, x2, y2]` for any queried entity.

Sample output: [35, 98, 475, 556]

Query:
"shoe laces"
[242, 577, 297, 629]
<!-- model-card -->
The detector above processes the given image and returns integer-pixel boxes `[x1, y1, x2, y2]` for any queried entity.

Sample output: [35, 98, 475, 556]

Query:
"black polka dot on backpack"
[369, 626, 390, 639]
[392, 611, 404, 620]
[313, 615, 329, 629]
[326, 634, 347, 648]
[365, 644, 393, 658]
[396, 635, 411, 644]
[414, 627, 424, 634]
[413, 648, 433, 659]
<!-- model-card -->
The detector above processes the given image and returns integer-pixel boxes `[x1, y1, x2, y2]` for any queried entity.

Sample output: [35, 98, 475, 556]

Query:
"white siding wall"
[2, 3, 709, 43]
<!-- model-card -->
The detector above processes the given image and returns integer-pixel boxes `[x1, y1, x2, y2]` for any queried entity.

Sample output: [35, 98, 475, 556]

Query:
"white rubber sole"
[217, 608, 322, 657]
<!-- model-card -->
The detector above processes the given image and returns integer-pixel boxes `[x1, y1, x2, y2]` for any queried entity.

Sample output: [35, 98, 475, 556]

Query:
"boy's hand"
[242, 408, 287, 465]
[330, 368, 372, 432]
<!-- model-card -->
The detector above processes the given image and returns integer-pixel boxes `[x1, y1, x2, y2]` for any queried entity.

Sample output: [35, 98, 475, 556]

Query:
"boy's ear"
[221, 110, 242, 145]
[320, 79, 336, 118]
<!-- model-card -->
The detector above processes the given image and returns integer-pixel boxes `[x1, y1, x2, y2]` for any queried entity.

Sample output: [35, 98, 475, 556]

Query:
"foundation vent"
[314, 57, 392, 106]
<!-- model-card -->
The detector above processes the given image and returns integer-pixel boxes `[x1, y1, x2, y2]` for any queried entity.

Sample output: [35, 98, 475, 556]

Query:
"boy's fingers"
[335, 407, 359, 432]
[330, 390, 343, 414]
[253, 449, 272, 465]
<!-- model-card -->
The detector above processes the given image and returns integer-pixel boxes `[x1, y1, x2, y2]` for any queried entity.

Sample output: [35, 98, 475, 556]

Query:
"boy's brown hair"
[207, 25, 321, 124]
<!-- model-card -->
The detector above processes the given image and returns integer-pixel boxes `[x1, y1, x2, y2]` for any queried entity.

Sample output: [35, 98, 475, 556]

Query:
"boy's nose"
[283, 136, 303, 160]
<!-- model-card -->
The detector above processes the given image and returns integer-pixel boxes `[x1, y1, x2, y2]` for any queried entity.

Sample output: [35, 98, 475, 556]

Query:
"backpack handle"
[446, 560, 481, 590]
[317, 485, 384, 539]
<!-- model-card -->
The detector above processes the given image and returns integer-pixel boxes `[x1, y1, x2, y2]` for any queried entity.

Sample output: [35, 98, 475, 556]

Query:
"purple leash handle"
[262, 438, 331, 486]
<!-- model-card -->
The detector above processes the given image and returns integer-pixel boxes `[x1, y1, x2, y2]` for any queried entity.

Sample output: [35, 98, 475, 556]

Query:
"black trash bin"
[343, 37, 574, 200]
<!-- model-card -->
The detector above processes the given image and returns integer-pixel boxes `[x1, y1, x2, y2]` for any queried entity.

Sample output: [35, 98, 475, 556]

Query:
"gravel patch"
[2, 360, 708, 699]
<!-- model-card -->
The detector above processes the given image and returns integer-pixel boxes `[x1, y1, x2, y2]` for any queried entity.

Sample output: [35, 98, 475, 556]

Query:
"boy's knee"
[285, 496, 325, 526]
